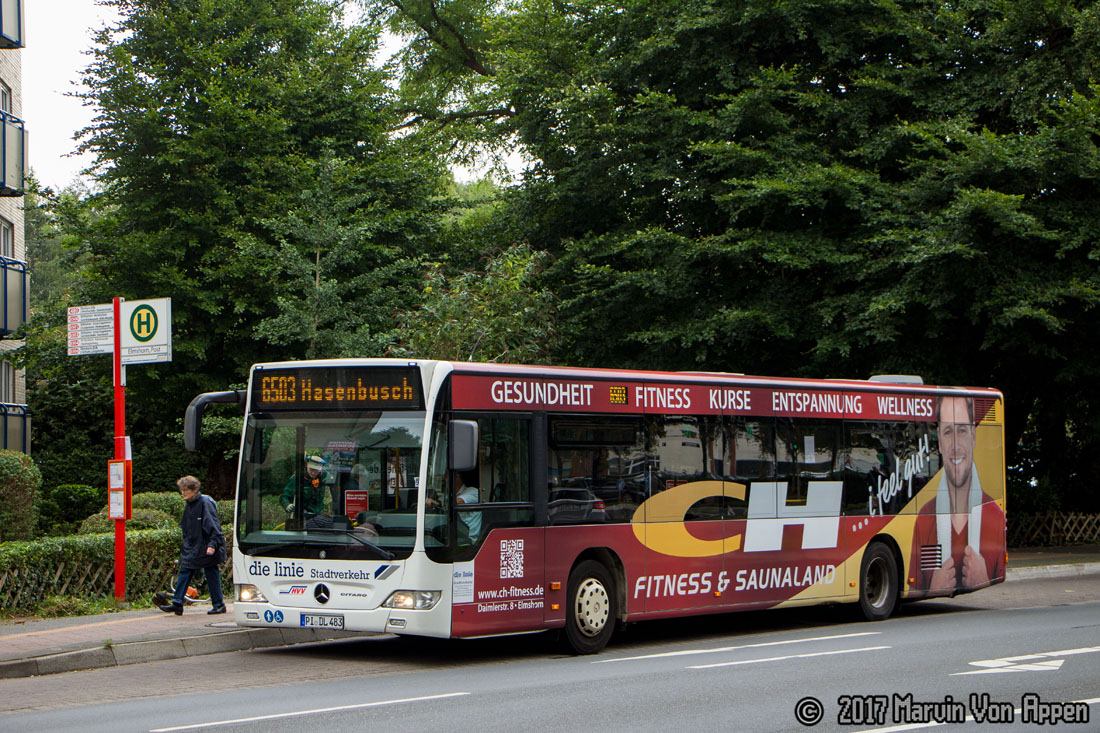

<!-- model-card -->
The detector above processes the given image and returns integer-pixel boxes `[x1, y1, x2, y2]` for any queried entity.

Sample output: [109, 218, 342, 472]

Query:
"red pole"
[113, 297, 126, 601]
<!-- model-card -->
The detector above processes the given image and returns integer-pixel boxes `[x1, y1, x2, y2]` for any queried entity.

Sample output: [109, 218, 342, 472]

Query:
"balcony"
[0, 256, 26, 335]
[0, 0, 24, 49]
[0, 111, 24, 196]
[0, 402, 29, 453]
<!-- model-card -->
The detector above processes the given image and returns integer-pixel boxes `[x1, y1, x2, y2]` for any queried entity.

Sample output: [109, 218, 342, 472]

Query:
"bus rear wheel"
[858, 542, 898, 621]
[563, 560, 616, 655]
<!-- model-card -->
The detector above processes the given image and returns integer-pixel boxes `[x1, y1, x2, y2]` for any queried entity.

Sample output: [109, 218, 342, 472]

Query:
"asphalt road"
[3, 574, 1099, 732]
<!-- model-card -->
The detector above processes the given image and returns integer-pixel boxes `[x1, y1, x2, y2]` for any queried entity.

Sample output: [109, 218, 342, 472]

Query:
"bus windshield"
[235, 410, 427, 560]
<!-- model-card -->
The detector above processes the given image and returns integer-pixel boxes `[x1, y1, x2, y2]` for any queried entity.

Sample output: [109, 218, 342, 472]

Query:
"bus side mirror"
[184, 390, 246, 451]
[449, 420, 478, 472]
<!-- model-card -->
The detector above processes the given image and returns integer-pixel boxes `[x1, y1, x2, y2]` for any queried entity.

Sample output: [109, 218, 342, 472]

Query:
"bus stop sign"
[119, 298, 172, 364]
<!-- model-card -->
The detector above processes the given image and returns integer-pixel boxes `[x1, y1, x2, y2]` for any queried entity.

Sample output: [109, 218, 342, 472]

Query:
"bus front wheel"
[563, 560, 616, 655]
[858, 542, 898, 621]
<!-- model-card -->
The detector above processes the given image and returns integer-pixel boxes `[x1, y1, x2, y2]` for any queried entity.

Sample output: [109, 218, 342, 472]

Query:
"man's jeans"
[172, 565, 225, 608]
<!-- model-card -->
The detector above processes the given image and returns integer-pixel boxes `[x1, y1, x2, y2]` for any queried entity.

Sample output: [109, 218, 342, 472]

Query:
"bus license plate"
[300, 613, 344, 629]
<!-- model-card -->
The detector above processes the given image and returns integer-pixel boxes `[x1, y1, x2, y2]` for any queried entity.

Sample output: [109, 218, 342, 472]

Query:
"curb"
[1005, 561, 1100, 582]
[0, 627, 362, 680]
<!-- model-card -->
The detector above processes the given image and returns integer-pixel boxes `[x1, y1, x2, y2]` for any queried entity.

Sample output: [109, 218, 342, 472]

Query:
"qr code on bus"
[499, 539, 525, 579]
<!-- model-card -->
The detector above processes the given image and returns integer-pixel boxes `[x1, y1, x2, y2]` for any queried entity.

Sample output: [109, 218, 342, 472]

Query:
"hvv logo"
[279, 585, 308, 595]
[743, 482, 843, 552]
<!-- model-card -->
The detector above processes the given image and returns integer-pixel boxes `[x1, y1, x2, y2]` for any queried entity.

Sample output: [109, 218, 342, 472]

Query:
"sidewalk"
[0, 600, 360, 680]
[2, 546, 1098, 680]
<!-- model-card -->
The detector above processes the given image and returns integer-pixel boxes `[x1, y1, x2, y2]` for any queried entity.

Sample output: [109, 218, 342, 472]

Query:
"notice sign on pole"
[67, 303, 115, 356]
[120, 299, 172, 364]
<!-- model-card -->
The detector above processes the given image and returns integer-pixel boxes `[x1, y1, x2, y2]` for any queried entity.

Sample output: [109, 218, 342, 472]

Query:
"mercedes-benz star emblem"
[314, 584, 330, 604]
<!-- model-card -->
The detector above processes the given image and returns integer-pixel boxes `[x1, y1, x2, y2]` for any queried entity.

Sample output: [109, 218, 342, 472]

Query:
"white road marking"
[688, 645, 890, 669]
[148, 692, 470, 731]
[593, 631, 882, 663]
[953, 645, 1100, 675]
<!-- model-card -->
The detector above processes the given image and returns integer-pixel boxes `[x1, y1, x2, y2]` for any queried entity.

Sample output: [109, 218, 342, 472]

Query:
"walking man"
[159, 476, 227, 615]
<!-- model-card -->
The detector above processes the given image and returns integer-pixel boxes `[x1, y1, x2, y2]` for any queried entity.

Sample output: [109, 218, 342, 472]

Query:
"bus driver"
[282, 455, 330, 519]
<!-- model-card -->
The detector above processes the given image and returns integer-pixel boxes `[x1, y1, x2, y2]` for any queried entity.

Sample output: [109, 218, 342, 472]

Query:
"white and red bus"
[184, 359, 1006, 654]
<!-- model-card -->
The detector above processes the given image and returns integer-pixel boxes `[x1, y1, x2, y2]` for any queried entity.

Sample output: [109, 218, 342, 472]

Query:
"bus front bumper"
[232, 602, 451, 638]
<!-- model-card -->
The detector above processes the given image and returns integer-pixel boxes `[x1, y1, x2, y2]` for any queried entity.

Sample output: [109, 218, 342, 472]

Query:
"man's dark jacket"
[181, 492, 224, 570]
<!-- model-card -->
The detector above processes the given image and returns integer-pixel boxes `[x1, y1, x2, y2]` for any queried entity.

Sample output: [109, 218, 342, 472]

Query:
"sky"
[22, 1, 119, 192]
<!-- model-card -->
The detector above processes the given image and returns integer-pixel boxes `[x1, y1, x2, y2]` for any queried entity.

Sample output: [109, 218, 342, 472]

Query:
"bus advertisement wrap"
[450, 416, 1003, 636]
[186, 359, 1005, 654]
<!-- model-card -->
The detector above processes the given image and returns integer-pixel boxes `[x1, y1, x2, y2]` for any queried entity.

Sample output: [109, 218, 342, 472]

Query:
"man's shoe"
[158, 603, 183, 615]
[207, 605, 227, 615]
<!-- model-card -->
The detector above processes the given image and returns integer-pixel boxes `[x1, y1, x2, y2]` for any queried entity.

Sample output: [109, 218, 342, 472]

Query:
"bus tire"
[563, 560, 616, 655]
[858, 542, 898, 621]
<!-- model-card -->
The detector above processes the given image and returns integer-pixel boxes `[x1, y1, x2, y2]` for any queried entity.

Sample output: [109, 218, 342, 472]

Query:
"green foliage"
[73, 493, 232, 537]
[377, 0, 1100, 508]
[216, 499, 234, 524]
[35, 484, 106, 536]
[0, 451, 42, 543]
[393, 243, 559, 362]
[78, 508, 175, 534]
[131, 492, 186, 522]
[24, 181, 91, 312]
[31, 594, 138, 619]
[0, 529, 233, 614]
[252, 147, 441, 358]
[18, 0, 447, 498]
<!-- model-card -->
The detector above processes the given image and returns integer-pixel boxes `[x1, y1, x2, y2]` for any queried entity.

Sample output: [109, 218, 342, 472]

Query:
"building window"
[0, 81, 10, 114]
[0, 217, 11, 258]
[0, 360, 14, 403]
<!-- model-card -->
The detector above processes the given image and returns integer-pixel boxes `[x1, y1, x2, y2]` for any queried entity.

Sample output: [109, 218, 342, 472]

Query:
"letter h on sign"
[743, 482, 843, 552]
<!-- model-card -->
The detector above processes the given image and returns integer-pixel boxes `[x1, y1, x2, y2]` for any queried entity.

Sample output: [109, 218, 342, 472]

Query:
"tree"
[373, 0, 1100, 510]
[48, 0, 447, 495]
[254, 146, 442, 358]
[392, 242, 559, 363]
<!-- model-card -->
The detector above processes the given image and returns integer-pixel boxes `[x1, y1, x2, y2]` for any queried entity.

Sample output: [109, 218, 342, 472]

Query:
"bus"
[184, 359, 1006, 654]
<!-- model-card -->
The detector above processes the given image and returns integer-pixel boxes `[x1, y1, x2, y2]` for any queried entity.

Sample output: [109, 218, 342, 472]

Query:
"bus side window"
[775, 419, 841, 509]
[548, 416, 646, 524]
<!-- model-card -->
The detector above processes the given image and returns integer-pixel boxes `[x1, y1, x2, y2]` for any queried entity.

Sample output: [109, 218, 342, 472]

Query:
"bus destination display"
[252, 367, 423, 410]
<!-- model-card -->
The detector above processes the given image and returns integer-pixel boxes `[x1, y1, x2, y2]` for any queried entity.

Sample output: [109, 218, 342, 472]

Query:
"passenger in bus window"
[910, 396, 1005, 593]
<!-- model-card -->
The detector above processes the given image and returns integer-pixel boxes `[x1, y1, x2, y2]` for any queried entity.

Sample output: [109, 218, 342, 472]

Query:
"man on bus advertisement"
[908, 394, 1005, 594]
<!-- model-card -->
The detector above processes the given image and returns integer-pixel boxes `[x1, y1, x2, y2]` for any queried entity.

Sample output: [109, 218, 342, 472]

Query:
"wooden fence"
[0, 529, 234, 613]
[1007, 513, 1100, 547]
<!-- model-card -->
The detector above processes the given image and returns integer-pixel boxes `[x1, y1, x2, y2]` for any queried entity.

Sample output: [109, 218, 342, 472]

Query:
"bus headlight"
[237, 584, 268, 603]
[382, 591, 441, 610]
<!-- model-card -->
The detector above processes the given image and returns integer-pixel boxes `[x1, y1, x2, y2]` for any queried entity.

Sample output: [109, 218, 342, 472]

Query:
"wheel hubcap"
[865, 557, 887, 609]
[575, 578, 610, 637]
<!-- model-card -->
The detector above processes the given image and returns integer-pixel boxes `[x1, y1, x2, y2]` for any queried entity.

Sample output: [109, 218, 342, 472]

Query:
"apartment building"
[0, 0, 28, 453]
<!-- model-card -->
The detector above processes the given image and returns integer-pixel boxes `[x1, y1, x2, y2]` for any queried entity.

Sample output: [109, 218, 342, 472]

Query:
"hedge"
[0, 450, 42, 543]
[78, 493, 235, 535]
[0, 526, 234, 614]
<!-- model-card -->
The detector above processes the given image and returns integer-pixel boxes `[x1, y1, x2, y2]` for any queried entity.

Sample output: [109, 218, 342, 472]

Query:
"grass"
[19, 593, 156, 619]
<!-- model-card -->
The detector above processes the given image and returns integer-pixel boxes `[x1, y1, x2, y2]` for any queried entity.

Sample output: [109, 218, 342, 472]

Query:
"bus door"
[543, 415, 649, 620]
[447, 415, 543, 637]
